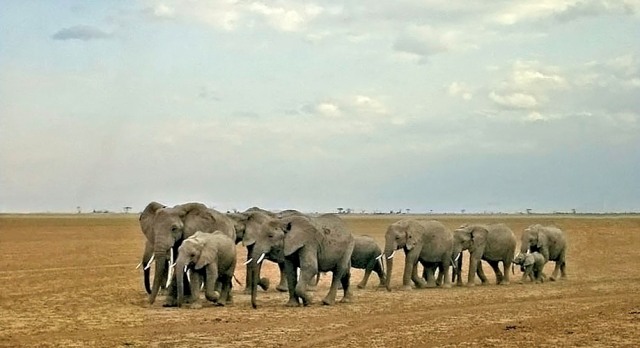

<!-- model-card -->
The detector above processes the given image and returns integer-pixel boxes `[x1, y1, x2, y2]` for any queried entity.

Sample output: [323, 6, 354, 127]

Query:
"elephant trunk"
[149, 251, 167, 304]
[250, 260, 260, 309]
[175, 257, 188, 307]
[383, 243, 396, 292]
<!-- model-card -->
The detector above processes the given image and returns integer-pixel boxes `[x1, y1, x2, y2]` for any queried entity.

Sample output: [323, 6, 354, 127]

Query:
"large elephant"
[248, 214, 355, 308]
[175, 231, 236, 307]
[232, 210, 291, 293]
[138, 201, 167, 294]
[384, 219, 454, 291]
[451, 223, 517, 286]
[140, 201, 236, 306]
[520, 224, 567, 281]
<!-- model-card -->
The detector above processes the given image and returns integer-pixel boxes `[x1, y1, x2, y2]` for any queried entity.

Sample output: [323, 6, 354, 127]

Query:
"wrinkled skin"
[384, 219, 454, 291]
[521, 224, 567, 281]
[451, 223, 517, 286]
[249, 214, 355, 308]
[140, 201, 236, 306]
[175, 231, 236, 307]
[513, 252, 546, 283]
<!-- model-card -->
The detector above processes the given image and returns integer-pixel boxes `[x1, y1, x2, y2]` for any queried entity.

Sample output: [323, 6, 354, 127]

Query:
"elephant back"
[484, 223, 517, 260]
[416, 220, 453, 261]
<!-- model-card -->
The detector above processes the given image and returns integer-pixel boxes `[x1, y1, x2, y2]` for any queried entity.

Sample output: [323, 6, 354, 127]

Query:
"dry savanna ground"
[1, 214, 640, 347]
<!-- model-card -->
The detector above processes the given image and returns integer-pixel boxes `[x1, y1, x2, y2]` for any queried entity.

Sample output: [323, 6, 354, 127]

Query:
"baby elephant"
[513, 252, 546, 284]
[175, 231, 237, 307]
[352, 235, 386, 289]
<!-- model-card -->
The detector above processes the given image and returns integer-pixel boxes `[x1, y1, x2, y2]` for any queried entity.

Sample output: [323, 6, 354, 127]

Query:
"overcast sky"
[1, 1, 639, 214]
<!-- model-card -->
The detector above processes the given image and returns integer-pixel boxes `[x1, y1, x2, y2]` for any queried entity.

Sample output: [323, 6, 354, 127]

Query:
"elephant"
[137, 201, 168, 294]
[451, 223, 517, 286]
[248, 214, 355, 308]
[175, 231, 237, 307]
[513, 251, 546, 283]
[310, 234, 386, 289]
[140, 201, 236, 306]
[520, 224, 567, 281]
[231, 210, 292, 293]
[384, 219, 454, 291]
[351, 235, 385, 288]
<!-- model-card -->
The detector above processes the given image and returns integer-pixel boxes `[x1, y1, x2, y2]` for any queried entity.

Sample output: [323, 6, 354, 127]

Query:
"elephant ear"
[405, 222, 419, 251]
[283, 220, 305, 256]
[535, 230, 548, 250]
[178, 203, 217, 234]
[470, 226, 488, 247]
[194, 237, 215, 270]
[139, 201, 165, 240]
[523, 254, 535, 267]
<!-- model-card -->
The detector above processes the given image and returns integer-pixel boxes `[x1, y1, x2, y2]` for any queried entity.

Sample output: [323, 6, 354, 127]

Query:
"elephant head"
[383, 220, 420, 291]
[247, 218, 287, 308]
[452, 224, 489, 258]
[141, 202, 220, 304]
[138, 201, 166, 294]
[521, 224, 549, 260]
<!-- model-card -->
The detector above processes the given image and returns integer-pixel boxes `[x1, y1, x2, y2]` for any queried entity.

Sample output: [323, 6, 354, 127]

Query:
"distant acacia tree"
[526, 208, 532, 214]
[337, 208, 344, 214]
[123, 206, 132, 213]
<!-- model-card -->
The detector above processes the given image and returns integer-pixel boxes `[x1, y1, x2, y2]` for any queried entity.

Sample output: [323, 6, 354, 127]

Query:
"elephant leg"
[439, 262, 452, 288]
[187, 271, 201, 304]
[403, 254, 419, 290]
[358, 265, 372, 289]
[423, 264, 437, 288]
[501, 260, 511, 284]
[549, 260, 561, 281]
[308, 272, 320, 291]
[284, 259, 300, 307]
[322, 270, 342, 305]
[560, 260, 567, 279]
[467, 258, 481, 287]
[276, 262, 288, 292]
[217, 275, 232, 306]
[244, 248, 252, 293]
[374, 258, 386, 288]
[339, 269, 352, 303]
[488, 260, 506, 285]
[204, 266, 220, 303]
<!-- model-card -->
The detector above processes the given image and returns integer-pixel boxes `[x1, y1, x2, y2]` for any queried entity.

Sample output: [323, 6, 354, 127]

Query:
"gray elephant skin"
[140, 201, 236, 306]
[384, 219, 454, 291]
[452, 223, 517, 286]
[175, 231, 237, 307]
[248, 213, 355, 308]
[513, 252, 546, 283]
[351, 235, 386, 288]
[520, 224, 567, 281]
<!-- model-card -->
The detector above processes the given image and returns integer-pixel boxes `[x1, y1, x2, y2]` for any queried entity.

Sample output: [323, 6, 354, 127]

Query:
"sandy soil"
[1, 214, 639, 347]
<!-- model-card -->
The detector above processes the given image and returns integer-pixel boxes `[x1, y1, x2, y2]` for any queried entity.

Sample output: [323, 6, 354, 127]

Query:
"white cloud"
[489, 91, 538, 109]
[448, 82, 473, 100]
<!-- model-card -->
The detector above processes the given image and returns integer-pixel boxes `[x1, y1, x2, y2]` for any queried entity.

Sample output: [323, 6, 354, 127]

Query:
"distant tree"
[405, 208, 411, 214]
[461, 209, 466, 214]
[337, 208, 344, 214]
[77, 206, 82, 214]
[571, 208, 576, 214]
[123, 206, 132, 213]
[526, 208, 532, 215]
[346, 208, 352, 214]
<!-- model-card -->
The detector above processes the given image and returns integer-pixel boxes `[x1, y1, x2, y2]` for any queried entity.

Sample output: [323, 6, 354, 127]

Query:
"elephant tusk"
[200, 282, 204, 291]
[183, 265, 188, 273]
[135, 262, 142, 270]
[387, 250, 396, 259]
[257, 253, 266, 264]
[170, 262, 176, 268]
[454, 253, 461, 262]
[243, 258, 253, 265]
[375, 253, 383, 261]
[166, 264, 174, 288]
[186, 270, 191, 283]
[144, 254, 155, 270]
[169, 248, 174, 267]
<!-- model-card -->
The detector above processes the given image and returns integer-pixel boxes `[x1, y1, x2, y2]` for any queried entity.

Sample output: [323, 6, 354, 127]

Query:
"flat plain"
[1, 214, 639, 347]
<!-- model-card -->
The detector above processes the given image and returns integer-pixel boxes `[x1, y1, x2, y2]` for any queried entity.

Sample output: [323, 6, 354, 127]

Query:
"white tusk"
[166, 264, 174, 288]
[454, 253, 461, 262]
[387, 250, 396, 259]
[375, 253, 383, 260]
[170, 262, 176, 268]
[257, 253, 266, 264]
[183, 265, 188, 273]
[200, 282, 204, 291]
[136, 262, 142, 269]
[243, 258, 253, 265]
[170, 249, 174, 266]
[144, 254, 155, 270]
[186, 270, 191, 283]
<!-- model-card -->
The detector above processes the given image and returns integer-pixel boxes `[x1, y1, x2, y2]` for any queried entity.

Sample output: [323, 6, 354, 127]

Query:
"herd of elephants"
[137, 201, 568, 309]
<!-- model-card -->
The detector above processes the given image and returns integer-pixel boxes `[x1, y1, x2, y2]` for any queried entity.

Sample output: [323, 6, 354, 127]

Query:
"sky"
[1, 1, 639, 214]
